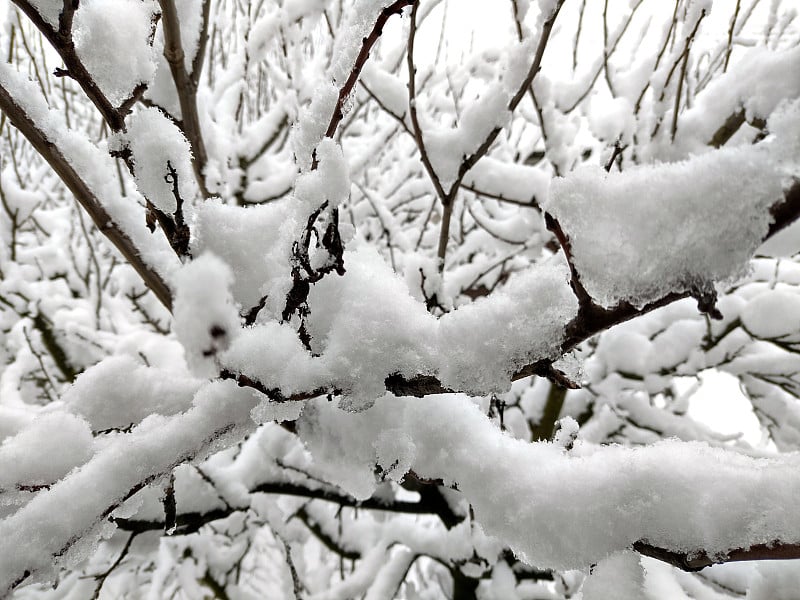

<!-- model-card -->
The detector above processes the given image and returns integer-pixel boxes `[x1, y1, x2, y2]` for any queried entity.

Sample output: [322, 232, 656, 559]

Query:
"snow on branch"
[544, 144, 783, 310]
[0, 381, 266, 594]
[298, 394, 800, 571]
[3, 1, 800, 596]
[0, 62, 175, 309]
[11, 0, 156, 130]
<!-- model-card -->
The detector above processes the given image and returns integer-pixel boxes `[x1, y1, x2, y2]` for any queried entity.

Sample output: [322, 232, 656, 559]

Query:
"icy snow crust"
[547, 144, 784, 308]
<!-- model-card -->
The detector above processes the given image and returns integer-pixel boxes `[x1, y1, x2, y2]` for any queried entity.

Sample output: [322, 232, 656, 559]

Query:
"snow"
[306, 245, 438, 408]
[221, 321, 325, 395]
[461, 156, 550, 205]
[219, 245, 582, 406]
[361, 62, 408, 120]
[741, 289, 800, 339]
[62, 355, 201, 431]
[595, 331, 653, 376]
[546, 143, 784, 308]
[120, 107, 198, 215]
[0, 380, 260, 594]
[746, 561, 800, 600]
[667, 45, 800, 155]
[0, 412, 93, 488]
[298, 393, 800, 570]
[580, 552, 644, 600]
[438, 262, 577, 394]
[72, 0, 159, 107]
[28, 0, 62, 28]
[426, 86, 510, 188]
[589, 95, 635, 144]
[766, 98, 800, 179]
[172, 253, 241, 377]
[293, 138, 350, 212]
[190, 199, 296, 314]
[223, 246, 578, 404]
[173, 0, 205, 71]
[553, 415, 579, 449]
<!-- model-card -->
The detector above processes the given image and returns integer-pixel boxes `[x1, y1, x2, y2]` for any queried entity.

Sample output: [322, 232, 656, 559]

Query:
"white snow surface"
[580, 551, 644, 600]
[73, 0, 159, 107]
[425, 86, 510, 188]
[191, 199, 297, 314]
[437, 261, 577, 393]
[122, 107, 198, 214]
[63, 355, 201, 430]
[298, 394, 800, 570]
[675, 46, 800, 152]
[28, 0, 62, 28]
[741, 289, 800, 339]
[0, 412, 93, 488]
[746, 561, 800, 600]
[546, 143, 784, 308]
[293, 138, 350, 213]
[223, 246, 577, 404]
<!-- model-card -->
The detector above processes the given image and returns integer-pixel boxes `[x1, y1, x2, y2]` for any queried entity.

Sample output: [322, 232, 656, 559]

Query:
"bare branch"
[671, 9, 707, 141]
[323, 0, 413, 140]
[158, 0, 210, 197]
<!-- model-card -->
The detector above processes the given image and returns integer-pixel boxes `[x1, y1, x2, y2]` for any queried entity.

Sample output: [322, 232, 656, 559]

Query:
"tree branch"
[385, 178, 800, 396]
[0, 81, 173, 310]
[633, 539, 800, 572]
[158, 0, 210, 197]
[12, 0, 134, 131]
[112, 479, 463, 536]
